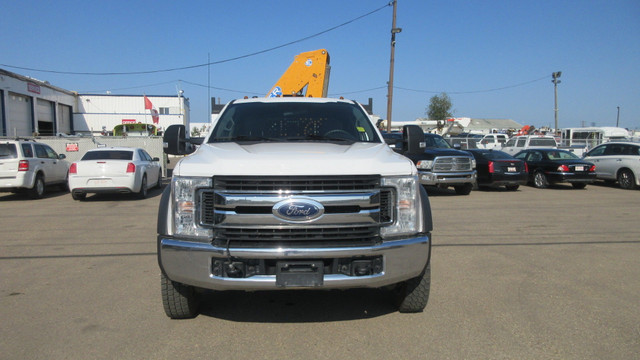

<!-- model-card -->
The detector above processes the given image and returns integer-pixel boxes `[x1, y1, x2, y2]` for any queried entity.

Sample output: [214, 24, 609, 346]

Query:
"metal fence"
[1, 136, 168, 177]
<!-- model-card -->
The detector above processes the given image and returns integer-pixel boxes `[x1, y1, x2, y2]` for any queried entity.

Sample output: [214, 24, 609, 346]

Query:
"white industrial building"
[1, 68, 190, 137]
[0, 69, 76, 137]
[75, 94, 190, 136]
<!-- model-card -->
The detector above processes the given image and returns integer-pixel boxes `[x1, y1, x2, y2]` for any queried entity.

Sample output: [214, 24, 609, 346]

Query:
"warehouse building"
[75, 93, 190, 136]
[0, 69, 76, 137]
[1, 68, 190, 137]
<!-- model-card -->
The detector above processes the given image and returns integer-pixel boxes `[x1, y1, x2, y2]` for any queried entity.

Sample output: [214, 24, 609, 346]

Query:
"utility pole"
[616, 106, 620, 127]
[552, 71, 561, 133]
[386, 0, 401, 133]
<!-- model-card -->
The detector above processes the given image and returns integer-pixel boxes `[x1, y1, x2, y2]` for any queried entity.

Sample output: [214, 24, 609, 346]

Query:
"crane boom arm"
[267, 49, 330, 98]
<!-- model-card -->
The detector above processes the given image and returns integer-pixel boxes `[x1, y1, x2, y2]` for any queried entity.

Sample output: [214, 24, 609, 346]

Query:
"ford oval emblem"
[273, 198, 324, 222]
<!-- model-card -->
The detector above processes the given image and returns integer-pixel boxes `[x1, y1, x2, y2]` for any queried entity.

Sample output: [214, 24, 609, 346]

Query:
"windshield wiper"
[214, 136, 280, 142]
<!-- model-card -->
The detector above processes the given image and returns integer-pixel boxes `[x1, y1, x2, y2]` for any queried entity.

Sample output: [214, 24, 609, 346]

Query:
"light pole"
[552, 71, 561, 133]
[616, 106, 620, 127]
[386, 0, 401, 133]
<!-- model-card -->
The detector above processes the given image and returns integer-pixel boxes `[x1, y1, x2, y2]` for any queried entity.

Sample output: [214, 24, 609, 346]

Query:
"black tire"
[155, 170, 163, 189]
[394, 263, 431, 313]
[454, 183, 473, 195]
[161, 272, 199, 319]
[572, 183, 587, 189]
[137, 175, 148, 199]
[617, 169, 636, 190]
[71, 192, 87, 201]
[28, 174, 45, 199]
[533, 170, 548, 189]
[505, 184, 520, 191]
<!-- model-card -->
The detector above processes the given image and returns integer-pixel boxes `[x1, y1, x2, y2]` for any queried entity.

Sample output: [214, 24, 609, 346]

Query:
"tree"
[426, 92, 453, 120]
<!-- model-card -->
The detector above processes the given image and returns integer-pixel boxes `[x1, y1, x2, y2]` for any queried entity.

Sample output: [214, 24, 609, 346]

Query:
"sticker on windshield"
[356, 127, 365, 132]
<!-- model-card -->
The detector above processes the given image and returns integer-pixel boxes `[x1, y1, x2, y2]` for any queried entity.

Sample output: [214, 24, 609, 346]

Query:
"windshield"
[424, 135, 451, 148]
[209, 101, 380, 143]
[477, 150, 513, 160]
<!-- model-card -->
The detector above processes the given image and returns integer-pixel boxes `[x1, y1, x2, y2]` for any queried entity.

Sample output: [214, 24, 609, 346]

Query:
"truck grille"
[213, 175, 380, 192]
[433, 157, 473, 172]
[198, 175, 392, 247]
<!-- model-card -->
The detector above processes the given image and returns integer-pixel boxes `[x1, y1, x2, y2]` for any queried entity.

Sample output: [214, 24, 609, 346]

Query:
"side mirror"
[163, 125, 203, 155]
[58, 154, 66, 160]
[403, 125, 425, 154]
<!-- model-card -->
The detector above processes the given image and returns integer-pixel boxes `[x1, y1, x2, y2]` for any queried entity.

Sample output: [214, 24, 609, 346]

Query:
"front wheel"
[454, 183, 473, 195]
[617, 169, 636, 190]
[161, 272, 199, 319]
[393, 263, 431, 313]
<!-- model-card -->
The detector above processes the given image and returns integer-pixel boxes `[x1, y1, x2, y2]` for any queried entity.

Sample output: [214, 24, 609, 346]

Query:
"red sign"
[122, 119, 136, 124]
[66, 143, 79, 152]
[27, 82, 41, 94]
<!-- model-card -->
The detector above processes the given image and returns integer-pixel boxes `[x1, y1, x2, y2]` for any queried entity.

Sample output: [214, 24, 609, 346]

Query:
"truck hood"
[172, 142, 416, 177]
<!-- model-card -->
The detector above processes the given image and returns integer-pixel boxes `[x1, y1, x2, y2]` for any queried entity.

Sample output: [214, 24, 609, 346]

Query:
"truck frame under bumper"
[159, 235, 430, 291]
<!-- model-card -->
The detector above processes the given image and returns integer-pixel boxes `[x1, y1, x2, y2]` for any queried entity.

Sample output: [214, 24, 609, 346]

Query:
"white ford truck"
[158, 97, 433, 318]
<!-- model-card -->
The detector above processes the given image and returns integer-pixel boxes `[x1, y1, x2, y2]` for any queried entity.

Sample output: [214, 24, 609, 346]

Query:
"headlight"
[471, 158, 477, 169]
[416, 160, 433, 170]
[172, 176, 212, 238]
[380, 175, 422, 238]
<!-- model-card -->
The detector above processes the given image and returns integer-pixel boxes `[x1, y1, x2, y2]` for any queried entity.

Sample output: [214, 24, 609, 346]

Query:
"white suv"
[0, 139, 70, 198]
[583, 142, 640, 189]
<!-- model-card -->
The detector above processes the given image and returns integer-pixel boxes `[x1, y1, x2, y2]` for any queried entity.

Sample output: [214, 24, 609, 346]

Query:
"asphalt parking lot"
[1, 182, 639, 359]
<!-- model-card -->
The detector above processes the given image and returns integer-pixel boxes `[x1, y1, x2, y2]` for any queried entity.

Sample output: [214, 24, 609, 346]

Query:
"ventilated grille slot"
[213, 226, 380, 248]
[213, 175, 380, 192]
[433, 157, 472, 172]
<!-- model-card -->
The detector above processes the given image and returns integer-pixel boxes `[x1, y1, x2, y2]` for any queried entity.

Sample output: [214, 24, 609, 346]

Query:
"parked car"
[502, 135, 558, 155]
[583, 142, 640, 189]
[467, 149, 528, 190]
[514, 149, 596, 189]
[0, 139, 69, 199]
[68, 147, 162, 200]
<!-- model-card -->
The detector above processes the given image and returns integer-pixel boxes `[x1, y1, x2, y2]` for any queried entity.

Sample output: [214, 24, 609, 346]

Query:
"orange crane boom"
[267, 49, 331, 98]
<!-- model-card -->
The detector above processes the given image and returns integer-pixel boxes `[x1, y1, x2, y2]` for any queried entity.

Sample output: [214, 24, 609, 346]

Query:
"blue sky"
[2, 0, 638, 130]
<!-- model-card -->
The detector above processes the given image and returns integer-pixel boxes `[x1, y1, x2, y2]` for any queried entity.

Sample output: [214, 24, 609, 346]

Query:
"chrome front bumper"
[418, 170, 477, 185]
[159, 234, 430, 290]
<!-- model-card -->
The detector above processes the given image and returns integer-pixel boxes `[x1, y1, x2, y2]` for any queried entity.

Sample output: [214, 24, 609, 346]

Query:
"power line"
[0, 2, 391, 76]
[395, 75, 549, 95]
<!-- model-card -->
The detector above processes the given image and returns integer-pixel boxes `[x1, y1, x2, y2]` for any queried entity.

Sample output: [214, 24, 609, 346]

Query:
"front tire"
[454, 183, 473, 195]
[161, 272, 199, 319]
[617, 169, 636, 190]
[28, 174, 45, 199]
[394, 263, 431, 313]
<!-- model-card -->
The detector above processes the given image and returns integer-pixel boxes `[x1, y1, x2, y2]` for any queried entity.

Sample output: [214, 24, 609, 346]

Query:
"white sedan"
[68, 147, 162, 200]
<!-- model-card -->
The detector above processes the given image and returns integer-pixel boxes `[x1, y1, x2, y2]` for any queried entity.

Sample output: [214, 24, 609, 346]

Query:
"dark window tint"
[21, 144, 33, 157]
[478, 150, 514, 160]
[0, 144, 17, 158]
[81, 150, 133, 160]
[529, 138, 557, 146]
[34, 144, 48, 158]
